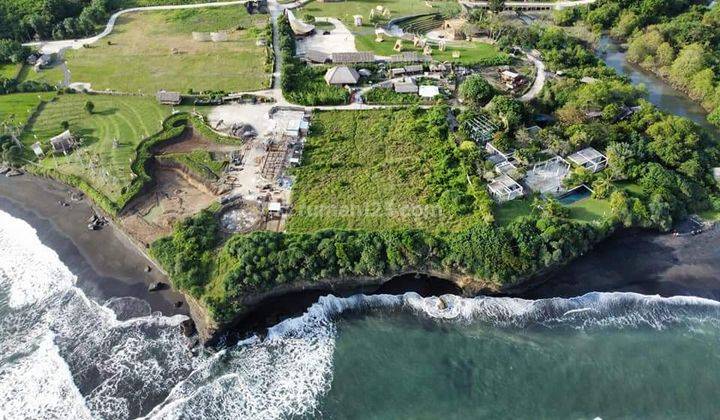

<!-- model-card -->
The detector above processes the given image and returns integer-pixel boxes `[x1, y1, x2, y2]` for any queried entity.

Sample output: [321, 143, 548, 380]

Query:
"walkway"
[519, 53, 545, 102]
[23, 0, 249, 54]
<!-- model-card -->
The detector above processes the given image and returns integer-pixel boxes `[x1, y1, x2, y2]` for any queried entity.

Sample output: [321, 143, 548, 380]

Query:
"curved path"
[519, 53, 545, 102]
[23, 0, 249, 54]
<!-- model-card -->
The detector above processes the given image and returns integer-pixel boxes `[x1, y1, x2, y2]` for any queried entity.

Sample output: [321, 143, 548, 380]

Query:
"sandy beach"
[512, 227, 720, 301]
[0, 174, 188, 317]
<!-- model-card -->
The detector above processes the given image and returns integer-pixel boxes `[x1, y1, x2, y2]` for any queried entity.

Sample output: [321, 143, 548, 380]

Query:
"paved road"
[519, 53, 546, 102]
[23, 1, 249, 54]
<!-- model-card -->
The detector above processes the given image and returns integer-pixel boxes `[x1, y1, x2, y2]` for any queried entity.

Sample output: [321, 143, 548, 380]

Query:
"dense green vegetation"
[153, 199, 605, 321]
[286, 107, 490, 233]
[0, 0, 229, 42]
[554, 0, 720, 127]
[278, 14, 349, 106]
[364, 87, 421, 105]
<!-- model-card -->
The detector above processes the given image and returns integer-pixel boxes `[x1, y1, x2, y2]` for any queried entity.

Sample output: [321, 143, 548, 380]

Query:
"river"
[598, 35, 718, 137]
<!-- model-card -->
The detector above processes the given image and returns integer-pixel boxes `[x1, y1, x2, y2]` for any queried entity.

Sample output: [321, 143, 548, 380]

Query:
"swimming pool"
[558, 185, 592, 205]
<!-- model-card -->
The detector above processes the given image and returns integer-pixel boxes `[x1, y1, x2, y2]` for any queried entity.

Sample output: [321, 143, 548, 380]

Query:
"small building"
[390, 67, 406, 78]
[394, 80, 418, 94]
[324, 66, 360, 85]
[418, 85, 439, 98]
[330, 51, 375, 64]
[387, 52, 422, 63]
[268, 201, 282, 214]
[156, 90, 182, 105]
[49, 130, 77, 154]
[34, 54, 52, 71]
[488, 174, 524, 202]
[31, 142, 44, 158]
[501, 70, 524, 90]
[306, 50, 330, 63]
[404, 64, 423, 75]
[567, 147, 608, 173]
[429, 63, 449, 74]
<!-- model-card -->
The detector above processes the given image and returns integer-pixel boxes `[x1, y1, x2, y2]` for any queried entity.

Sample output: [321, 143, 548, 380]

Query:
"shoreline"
[0, 174, 188, 317]
[4, 174, 720, 343]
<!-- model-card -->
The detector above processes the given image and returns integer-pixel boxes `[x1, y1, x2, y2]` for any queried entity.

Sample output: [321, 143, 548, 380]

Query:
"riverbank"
[0, 174, 188, 317]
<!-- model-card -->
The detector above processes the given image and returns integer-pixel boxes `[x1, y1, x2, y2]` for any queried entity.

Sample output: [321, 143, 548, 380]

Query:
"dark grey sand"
[0, 175, 188, 317]
[514, 227, 720, 301]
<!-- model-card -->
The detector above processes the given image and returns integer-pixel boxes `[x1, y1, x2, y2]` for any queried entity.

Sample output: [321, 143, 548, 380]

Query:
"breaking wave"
[2, 209, 720, 419]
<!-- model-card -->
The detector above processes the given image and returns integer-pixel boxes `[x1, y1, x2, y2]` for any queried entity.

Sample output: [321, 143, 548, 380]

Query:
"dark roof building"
[156, 90, 182, 105]
[331, 51, 375, 64]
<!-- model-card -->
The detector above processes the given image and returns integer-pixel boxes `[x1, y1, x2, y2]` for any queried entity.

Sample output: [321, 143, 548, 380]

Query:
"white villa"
[567, 147, 608, 173]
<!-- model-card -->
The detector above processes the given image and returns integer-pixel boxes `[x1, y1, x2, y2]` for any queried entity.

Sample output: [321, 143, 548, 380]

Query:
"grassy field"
[0, 92, 56, 129]
[286, 108, 480, 233]
[61, 6, 269, 94]
[0, 64, 21, 80]
[164, 150, 227, 181]
[300, 0, 438, 27]
[22, 94, 171, 201]
[16, 64, 66, 86]
[355, 34, 503, 65]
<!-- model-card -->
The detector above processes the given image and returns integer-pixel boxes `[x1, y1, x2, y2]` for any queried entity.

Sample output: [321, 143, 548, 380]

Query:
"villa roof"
[331, 51, 375, 64]
[50, 130, 76, 152]
[394, 80, 418, 93]
[404, 64, 423, 73]
[306, 50, 329, 63]
[418, 85, 439, 98]
[324, 66, 360, 85]
[156, 90, 181, 105]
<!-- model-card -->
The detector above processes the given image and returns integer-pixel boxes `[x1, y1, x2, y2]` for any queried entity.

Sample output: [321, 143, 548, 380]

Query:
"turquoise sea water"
[321, 303, 720, 419]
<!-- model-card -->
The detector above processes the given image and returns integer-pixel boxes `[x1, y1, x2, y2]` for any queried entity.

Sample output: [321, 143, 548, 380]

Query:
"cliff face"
[189, 270, 496, 345]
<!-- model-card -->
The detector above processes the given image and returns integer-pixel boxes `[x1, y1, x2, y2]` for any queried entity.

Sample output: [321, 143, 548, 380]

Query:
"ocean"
[2, 209, 720, 419]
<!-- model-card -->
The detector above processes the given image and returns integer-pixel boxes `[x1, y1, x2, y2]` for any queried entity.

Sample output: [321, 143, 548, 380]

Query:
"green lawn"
[494, 195, 611, 225]
[0, 92, 56, 129]
[0, 64, 21, 80]
[355, 34, 503, 65]
[16, 64, 66, 86]
[299, 0, 437, 27]
[22, 94, 171, 201]
[286, 108, 478, 233]
[61, 6, 269, 94]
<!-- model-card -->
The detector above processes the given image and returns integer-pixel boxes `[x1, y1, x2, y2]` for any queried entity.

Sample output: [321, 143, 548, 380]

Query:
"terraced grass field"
[61, 6, 269, 94]
[0, 92, 56, 129]
[22, 94, 171, 201]
[0, 63, 21, 80]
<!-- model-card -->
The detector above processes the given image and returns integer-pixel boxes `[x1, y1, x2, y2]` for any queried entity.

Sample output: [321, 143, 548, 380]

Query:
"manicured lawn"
[495, 195, 610, 225]
[22, 94, 171, 201]
[286, 108, 478, 233]
[494, 198, 533, 225]
[61, 6, 269, 94]
[0, 92, 56, 129]
[567, 197, 611, 223]
[355, 34, 504, 65]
